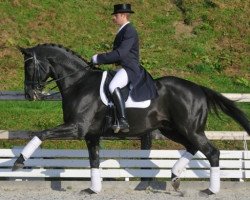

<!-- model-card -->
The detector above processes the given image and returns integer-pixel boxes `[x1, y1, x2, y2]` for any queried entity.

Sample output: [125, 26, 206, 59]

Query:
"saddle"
[100, 71, 151, 133]
[100, 71, 151, 108]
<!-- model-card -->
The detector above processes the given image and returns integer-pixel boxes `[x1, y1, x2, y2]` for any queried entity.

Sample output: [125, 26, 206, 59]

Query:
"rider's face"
[112, 13, 128, 26]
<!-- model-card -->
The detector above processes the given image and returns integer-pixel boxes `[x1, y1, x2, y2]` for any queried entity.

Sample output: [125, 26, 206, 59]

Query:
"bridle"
[24, 54, 48, 90]
[24, 54, 93, 99]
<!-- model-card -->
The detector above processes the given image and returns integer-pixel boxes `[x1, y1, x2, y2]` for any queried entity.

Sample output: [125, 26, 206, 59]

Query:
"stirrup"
[112, 119, 129, 133]
[112, 124, 120, 133]
[112, 124, 129, 133]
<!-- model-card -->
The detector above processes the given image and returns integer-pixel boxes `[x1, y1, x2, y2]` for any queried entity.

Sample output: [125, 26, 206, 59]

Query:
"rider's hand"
[91, 54, 98, 64]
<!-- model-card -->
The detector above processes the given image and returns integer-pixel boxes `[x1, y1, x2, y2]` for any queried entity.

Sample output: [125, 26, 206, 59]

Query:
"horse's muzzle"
[25, 86, 43, 101]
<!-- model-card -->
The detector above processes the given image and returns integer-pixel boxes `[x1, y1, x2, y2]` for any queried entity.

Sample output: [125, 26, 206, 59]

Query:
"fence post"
[140, 132, 153, 181]
[141, 132, 152, 150]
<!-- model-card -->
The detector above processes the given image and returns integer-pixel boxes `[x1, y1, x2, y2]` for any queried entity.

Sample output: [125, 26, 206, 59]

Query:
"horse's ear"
[17, 46, 30, 56]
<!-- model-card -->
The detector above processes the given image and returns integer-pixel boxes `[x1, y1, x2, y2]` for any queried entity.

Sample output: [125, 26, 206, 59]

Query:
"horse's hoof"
[12, 162, 24, 171]
[171, 177, 180, 191]
[199, 188, 215, 196]
[80, 188, 98, 194]
[12, 154, 25, 171]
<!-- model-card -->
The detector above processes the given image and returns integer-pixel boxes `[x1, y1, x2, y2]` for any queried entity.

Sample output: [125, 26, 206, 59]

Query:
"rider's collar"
[117, 22, 130, 34]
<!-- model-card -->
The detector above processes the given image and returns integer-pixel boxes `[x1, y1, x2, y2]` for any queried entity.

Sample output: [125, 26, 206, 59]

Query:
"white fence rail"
[221, 93, 250, 102]
[0, 149, 250, 180]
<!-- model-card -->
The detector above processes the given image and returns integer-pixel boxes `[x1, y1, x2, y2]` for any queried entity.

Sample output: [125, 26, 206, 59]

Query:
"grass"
[1, 1, 249, 90]
[1, 101, 249, 131]
[0, 1, 249, 149]
[0, 101, 62, 130]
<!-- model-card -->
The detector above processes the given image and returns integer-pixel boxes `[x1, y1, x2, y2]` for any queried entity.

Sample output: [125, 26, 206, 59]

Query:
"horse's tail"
[200, 86, 250, 135]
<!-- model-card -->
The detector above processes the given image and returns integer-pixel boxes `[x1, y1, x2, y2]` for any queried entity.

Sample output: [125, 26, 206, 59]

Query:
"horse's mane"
[34, 43, 89, 64]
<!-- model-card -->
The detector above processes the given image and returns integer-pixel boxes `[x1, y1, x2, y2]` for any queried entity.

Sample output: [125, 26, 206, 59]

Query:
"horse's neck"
[52, 61, 87, 96]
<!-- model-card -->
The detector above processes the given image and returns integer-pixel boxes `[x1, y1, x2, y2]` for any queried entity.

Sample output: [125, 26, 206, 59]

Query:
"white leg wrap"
[21, 136, 42, 160]
[172, 151, 193, 177]
[209, 167, 220, 193]
[90, 168, 102, 193]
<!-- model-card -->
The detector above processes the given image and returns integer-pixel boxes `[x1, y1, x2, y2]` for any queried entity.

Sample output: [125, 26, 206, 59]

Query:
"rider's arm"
[94, 27, 136, 65]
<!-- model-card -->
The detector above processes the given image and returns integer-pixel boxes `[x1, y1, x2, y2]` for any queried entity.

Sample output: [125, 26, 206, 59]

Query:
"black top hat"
[112, 4, 134, 15]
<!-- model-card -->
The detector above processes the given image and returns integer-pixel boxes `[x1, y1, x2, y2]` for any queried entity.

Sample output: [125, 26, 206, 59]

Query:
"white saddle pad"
[100, 71, 151, 108]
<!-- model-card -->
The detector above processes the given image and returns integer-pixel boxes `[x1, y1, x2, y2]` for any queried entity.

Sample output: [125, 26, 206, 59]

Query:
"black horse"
[13, 44, 250, 195]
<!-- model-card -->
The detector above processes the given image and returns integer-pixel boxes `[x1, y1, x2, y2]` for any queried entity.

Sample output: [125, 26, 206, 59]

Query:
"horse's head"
[19, 44, 95, 101]
[19, 46, 52, 100]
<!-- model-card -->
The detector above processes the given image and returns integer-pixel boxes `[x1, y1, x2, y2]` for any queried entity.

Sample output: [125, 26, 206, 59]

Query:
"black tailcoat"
[97, 23, 158, 101]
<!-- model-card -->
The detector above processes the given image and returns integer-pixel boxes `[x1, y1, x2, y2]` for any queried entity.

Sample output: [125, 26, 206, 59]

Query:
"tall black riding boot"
[103, 104, 114, 132]
[112, 88, 129, 133]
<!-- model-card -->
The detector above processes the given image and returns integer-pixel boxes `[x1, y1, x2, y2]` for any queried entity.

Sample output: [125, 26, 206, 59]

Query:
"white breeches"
[109, 68, 129, 94]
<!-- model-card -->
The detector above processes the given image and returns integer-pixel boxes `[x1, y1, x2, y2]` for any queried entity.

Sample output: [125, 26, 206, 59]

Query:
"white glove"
[91, 54, 98, 64]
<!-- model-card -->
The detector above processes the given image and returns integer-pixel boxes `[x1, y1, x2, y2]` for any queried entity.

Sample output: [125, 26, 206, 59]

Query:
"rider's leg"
[109, 68, 129, 133]
[111, 88, 129, 132]
[109, 68, 129, 94]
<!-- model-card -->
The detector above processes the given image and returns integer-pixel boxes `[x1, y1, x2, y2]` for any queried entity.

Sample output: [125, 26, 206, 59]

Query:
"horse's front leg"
[12, 123, 80, 171]
[85, 135, 102, 194]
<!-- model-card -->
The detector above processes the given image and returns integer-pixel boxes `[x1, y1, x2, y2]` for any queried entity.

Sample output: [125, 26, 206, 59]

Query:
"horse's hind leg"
[159, 129, 198, 191]
[84, 135, 102, 194]
[12, 123, 80, 171]
[171, 151, 194, 191]
[187, 132, 220, 194]
[162, 129, 220, 194]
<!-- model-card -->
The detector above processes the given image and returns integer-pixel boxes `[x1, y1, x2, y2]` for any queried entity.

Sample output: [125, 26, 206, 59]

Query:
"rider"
[91, 3, 158, 133]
